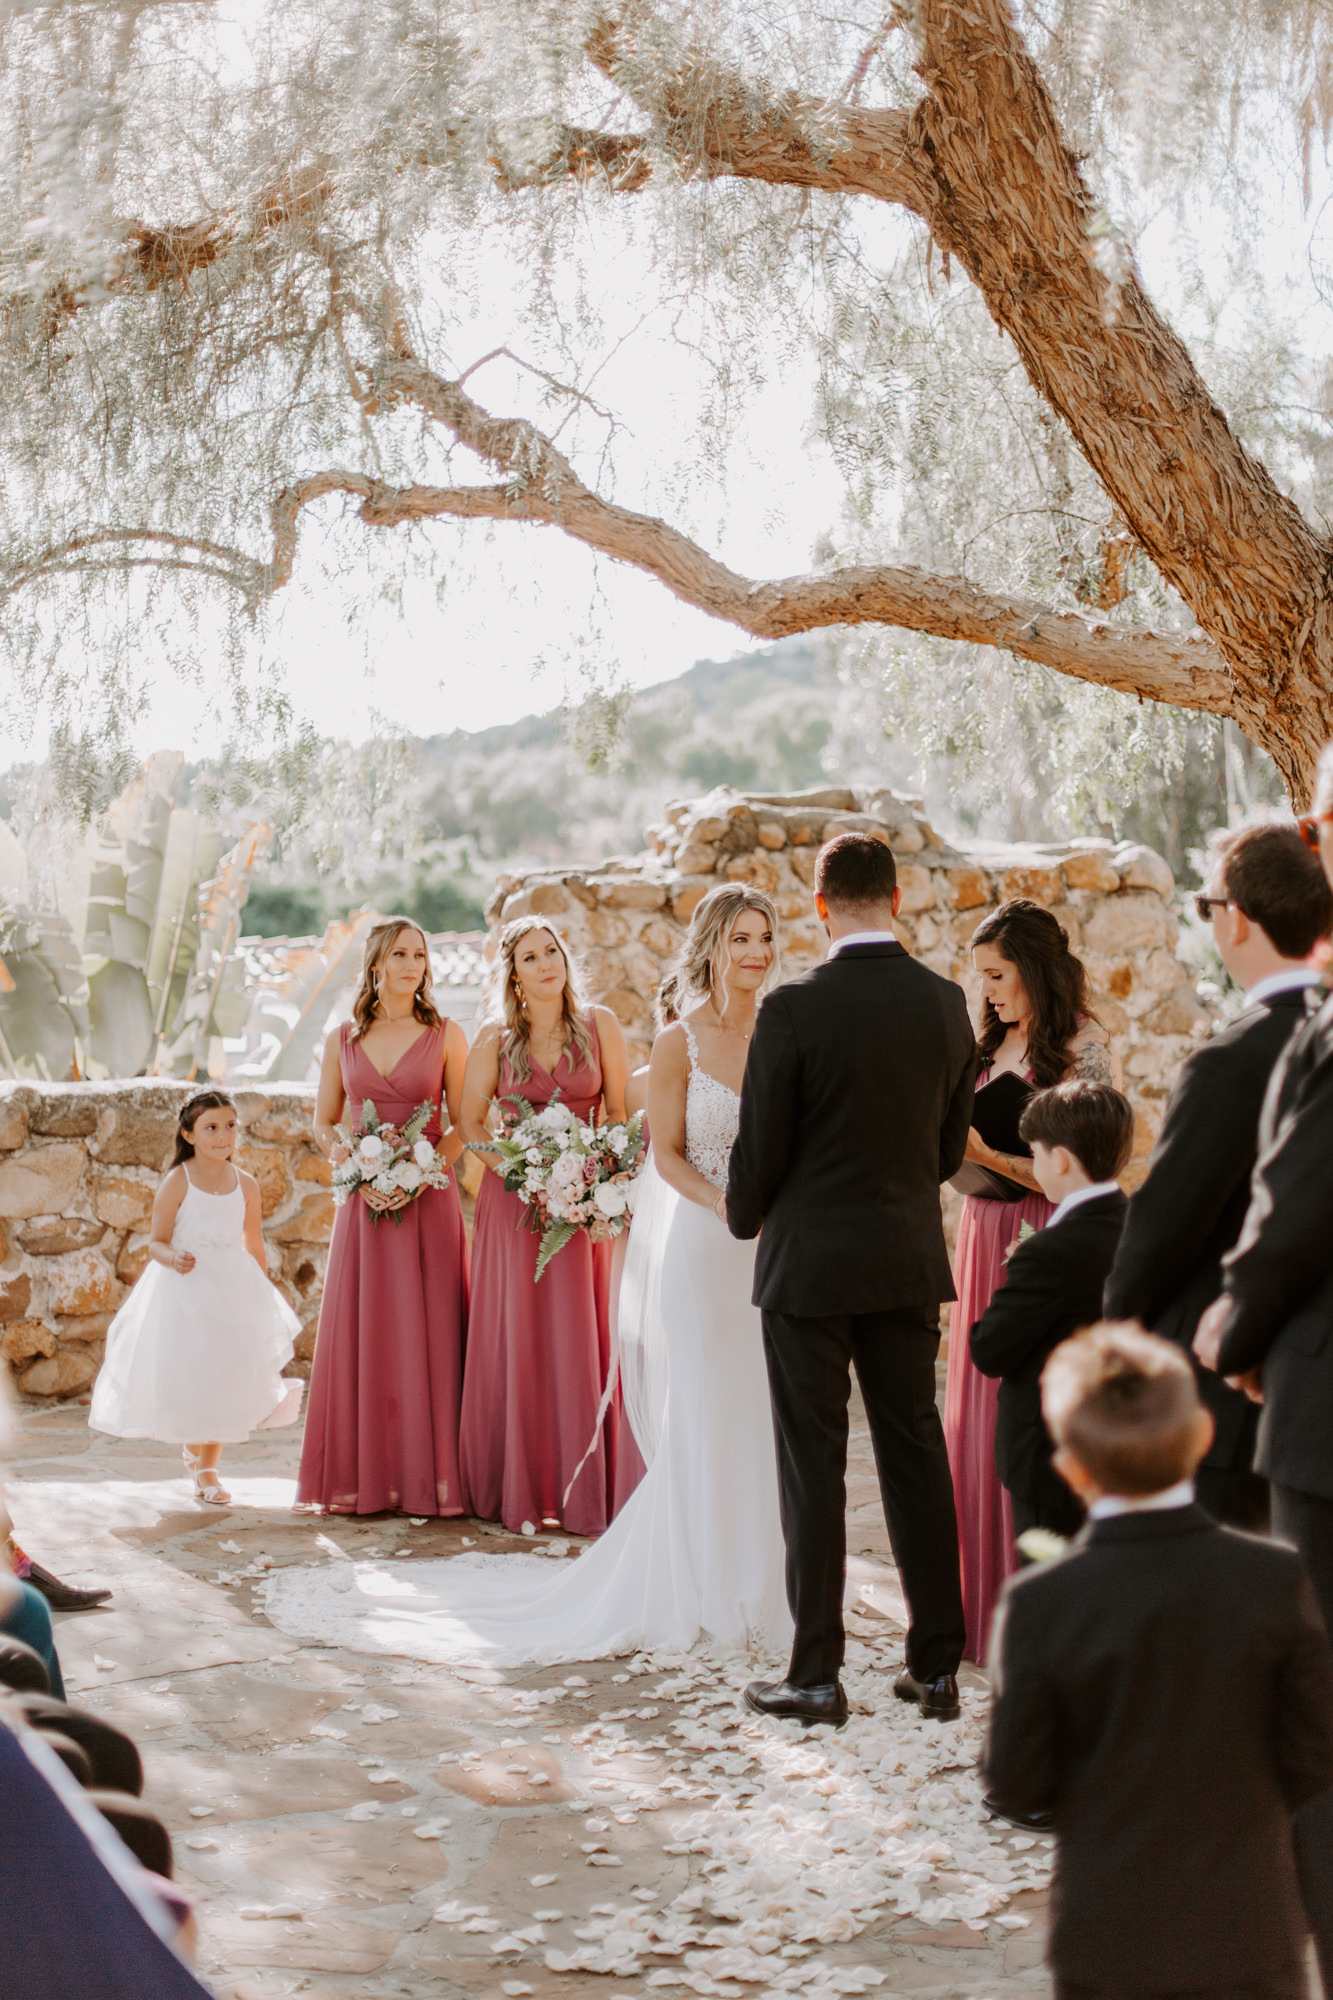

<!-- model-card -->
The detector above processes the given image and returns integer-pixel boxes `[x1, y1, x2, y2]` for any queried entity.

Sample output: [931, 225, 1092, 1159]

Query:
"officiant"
[943, 899, 1122, 1662]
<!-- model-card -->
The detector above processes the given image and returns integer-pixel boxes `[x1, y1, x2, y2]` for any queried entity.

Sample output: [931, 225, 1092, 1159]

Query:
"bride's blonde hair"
[668, 884, 781, 1019]
[491, 916, 595, 1084]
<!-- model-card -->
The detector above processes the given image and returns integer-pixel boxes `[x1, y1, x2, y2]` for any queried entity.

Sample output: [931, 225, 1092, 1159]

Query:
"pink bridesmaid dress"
[297, 1023, 470, 1516]
[459, 1021, 618, 1537]
[944, 1067, 1053, 1663]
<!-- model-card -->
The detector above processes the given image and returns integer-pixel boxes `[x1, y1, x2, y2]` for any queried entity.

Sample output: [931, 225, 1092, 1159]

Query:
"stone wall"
[0, 1082, 326, 1401]
[486, 785, 1210, 1174]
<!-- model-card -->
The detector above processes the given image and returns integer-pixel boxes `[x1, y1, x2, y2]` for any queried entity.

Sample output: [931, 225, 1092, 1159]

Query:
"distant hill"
[244, 639, 831, 936]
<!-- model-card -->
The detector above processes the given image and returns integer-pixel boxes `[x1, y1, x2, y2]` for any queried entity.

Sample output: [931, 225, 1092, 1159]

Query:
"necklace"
[704, 1006, 752, 1042]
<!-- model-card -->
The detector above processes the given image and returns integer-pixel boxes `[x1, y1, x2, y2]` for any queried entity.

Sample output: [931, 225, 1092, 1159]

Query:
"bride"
[265, 883, 794, 1668]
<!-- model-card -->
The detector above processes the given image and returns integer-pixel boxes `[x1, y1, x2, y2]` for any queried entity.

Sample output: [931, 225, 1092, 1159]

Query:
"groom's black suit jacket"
[726, 941, 976, 1314]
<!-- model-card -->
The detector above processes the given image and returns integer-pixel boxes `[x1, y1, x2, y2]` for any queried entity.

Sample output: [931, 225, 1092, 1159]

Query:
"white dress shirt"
[827, 928, 897, 957]
[1047, 1179, 1120, 1229]
[1088, 1478, 1195, 1521]
[1246, 967, 1320, 1007]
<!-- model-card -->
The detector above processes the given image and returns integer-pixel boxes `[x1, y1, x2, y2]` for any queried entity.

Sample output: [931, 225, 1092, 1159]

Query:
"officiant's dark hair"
[972, 899, 1096, 1088]
[815, 832, 897, 911]
[1020, 1080, 1134, 1183]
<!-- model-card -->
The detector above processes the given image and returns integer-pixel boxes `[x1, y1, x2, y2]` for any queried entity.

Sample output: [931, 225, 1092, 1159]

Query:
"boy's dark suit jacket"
[983, 1506, 1333, 1989]
[1105, 983, 1312, 1483]
[969, 1190, 1126, 1510]
[727, 941, 976, 1313]
[1217, 988, 1333, 1500]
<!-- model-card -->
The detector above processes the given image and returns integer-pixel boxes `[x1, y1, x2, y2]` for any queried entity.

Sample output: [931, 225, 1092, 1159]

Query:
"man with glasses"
[1194, 747, 1333, 1986]
[1106, 820, 1333, 1527]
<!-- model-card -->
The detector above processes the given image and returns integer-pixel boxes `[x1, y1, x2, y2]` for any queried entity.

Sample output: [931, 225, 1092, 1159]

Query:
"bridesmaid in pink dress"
[298, 920, 471, 1516]
[944, 899, 1120, 1660]
[458, 917, 630, 1538]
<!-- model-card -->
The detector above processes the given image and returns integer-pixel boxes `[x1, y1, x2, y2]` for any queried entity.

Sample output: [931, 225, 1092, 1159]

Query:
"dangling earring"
[514, 979, 528, 1016]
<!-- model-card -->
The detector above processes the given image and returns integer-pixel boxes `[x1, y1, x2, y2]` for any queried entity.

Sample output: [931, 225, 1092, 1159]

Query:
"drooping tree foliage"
[2, 0, 1332, 806]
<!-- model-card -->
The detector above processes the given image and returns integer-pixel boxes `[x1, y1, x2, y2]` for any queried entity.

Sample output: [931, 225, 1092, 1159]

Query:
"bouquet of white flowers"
[331, 1098, 450, 1225]
[491, 1096, 646, 1280]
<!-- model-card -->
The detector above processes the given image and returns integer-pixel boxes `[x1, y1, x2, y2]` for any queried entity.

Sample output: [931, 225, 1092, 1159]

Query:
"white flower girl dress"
[90, 1170, 303, 1444]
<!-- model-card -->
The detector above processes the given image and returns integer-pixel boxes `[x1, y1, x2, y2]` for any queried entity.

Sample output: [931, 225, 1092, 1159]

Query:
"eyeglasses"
[1192, 893, 1230, 923]
[1298, 811, 1333, 851]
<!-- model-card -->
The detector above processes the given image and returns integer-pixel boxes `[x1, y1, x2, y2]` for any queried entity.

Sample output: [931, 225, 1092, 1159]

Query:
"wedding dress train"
[264, 1028, 793, 1667]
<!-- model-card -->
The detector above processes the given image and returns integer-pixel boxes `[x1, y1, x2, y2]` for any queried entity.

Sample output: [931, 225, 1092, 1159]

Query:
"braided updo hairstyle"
[971, 898, 1097, 1088]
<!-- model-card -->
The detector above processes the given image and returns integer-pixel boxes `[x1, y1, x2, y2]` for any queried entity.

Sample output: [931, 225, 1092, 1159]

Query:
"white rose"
[533, 1103, 575, 1132]
[358, 1134, 386, 1164]
[395, 1161, 424, 1193]
[606, 1128, 627, 1156]
[550, 1153, 584, 1194]
[592, 1181, 626, 1219]
[413, 1139, 436, 1169]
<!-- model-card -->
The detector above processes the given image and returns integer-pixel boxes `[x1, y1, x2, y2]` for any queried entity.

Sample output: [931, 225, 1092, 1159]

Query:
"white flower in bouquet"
[372, 1170, 399, 1196]
[592, 1180, 628, 1220]
[358, 1134, 387, 1164]
[412, 1139, 436, 1169]
[532, 1103, 576, 1133]
[549, 1152, 585, 1196]
[606, 1128, 628, 1157]
[395, 1160, 424, 1194]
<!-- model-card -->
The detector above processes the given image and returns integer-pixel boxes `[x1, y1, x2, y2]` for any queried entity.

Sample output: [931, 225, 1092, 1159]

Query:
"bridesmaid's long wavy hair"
[349, 919, 443, 1041]
[666, 884, 781, 1021]
[971, 898, 1096, 1089]
[492, 917, 594, 1085]
[173, 1089, 236, 1166]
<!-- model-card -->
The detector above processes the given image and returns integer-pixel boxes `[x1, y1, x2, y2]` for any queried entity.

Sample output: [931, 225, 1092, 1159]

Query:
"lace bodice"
[682, 1021, 740, 1190]
[173, 1173, 246, 1254]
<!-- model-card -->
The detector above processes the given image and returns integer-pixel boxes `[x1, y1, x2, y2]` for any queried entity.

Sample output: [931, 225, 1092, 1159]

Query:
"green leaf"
[534, 1220, 578, 1282]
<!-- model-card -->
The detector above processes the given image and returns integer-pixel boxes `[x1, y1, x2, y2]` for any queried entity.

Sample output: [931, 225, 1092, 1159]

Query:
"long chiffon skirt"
[458, 1174, 617, 1538]
[944, 1188, 1053, 1662]
[297, 1182, 470, 1516]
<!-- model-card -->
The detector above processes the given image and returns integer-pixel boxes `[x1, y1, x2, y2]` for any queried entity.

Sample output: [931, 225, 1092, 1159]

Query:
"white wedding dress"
[264, 1027, 793, 1666]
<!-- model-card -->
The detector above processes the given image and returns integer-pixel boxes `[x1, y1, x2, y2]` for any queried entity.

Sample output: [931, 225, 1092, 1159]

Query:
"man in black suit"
[970, 1080, 1132, 1545]
[1105, 820, 1332, 1528]
[726, 832, 976, 1726]
[985, 1323, 1333, 2000]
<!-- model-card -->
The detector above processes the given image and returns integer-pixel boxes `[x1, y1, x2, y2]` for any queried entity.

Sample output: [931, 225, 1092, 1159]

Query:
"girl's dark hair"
[173, 1089, 237, 1166]
[971, 899, 1097, 1088]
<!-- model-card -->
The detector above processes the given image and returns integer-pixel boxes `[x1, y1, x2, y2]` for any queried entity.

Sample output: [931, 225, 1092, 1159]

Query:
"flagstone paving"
[9, 1393, 1055, 2000]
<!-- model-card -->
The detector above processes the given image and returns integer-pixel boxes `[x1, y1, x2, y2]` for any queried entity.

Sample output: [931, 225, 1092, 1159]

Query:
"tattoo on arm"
[1072, 1039, 1114, 1085]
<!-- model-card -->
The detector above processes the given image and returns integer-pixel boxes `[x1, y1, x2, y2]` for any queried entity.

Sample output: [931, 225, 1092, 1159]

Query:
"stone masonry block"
[896, 864, 935, 914]
[1084, 894, 1172, 954]
[19, 1349, 98, 1397]
[92, 1174, 155, 1232]
[0, 1144, 86, 1220]
[1062, 851, 1121, 894]
[0, 1093, 32, 1151]
[273, 1193, 336, 1244]
[45, 1248, 121, 1317]
[237, 1144, 290, 1218]
[1, 1320, 55, 1365]
[17, 1217, 107, 1256]
[0, 1274, 32, 1321]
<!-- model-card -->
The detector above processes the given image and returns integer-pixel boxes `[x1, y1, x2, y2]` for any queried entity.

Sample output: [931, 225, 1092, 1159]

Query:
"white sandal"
[183, 1447, 232, 1506]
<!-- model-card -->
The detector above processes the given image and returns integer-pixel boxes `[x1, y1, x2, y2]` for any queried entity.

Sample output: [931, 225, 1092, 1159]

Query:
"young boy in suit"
[970, 1081, 1133, 1546]
[983, 1323, 1333, 2000]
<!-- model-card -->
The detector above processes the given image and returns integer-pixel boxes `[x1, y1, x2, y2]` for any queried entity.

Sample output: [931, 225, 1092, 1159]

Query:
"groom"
[727, 832, 975, 1726]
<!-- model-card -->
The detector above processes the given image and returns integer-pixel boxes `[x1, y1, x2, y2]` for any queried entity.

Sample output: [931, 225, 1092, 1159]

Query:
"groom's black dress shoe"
[744, 1679, 849, 1728]
[893, 1666, 961, 1721]
[25, 1562, 113, 1612]
[981, 1791, 1054, 1834]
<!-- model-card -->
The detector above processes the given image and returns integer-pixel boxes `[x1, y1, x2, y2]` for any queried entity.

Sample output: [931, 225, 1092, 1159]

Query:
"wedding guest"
[946, 899, 1120, 1659]
[1107, 820, 1333, 1528]
[298, 919, 470, 1516]
[984, 1323, 1333, 2000]
[458, 918, 629, 1536]
[1196, 747, 1333, 1622]
[970, 1082, 1132, 1548]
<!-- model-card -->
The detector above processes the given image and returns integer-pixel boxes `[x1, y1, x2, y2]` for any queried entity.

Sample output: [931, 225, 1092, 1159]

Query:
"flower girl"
[90, 1090, 302, 1503]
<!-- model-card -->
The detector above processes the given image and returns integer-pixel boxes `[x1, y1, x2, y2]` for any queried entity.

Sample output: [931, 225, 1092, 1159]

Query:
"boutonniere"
[1003, 1218, 1037, 1263]
[1311, 938, 1333, 997]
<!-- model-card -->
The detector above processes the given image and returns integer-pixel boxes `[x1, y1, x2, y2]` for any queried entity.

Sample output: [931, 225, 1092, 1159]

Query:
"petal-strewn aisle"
[8, 1394, 1053, 2000]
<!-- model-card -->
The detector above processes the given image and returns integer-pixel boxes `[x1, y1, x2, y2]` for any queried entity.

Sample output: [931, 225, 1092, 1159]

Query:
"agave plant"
[229, 911, 380, 1082]
[0, 753, 271, 1079]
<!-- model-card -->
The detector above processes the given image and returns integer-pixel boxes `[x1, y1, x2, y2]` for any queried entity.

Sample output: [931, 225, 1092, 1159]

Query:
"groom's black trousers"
[761, 1306, 966, 1688]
